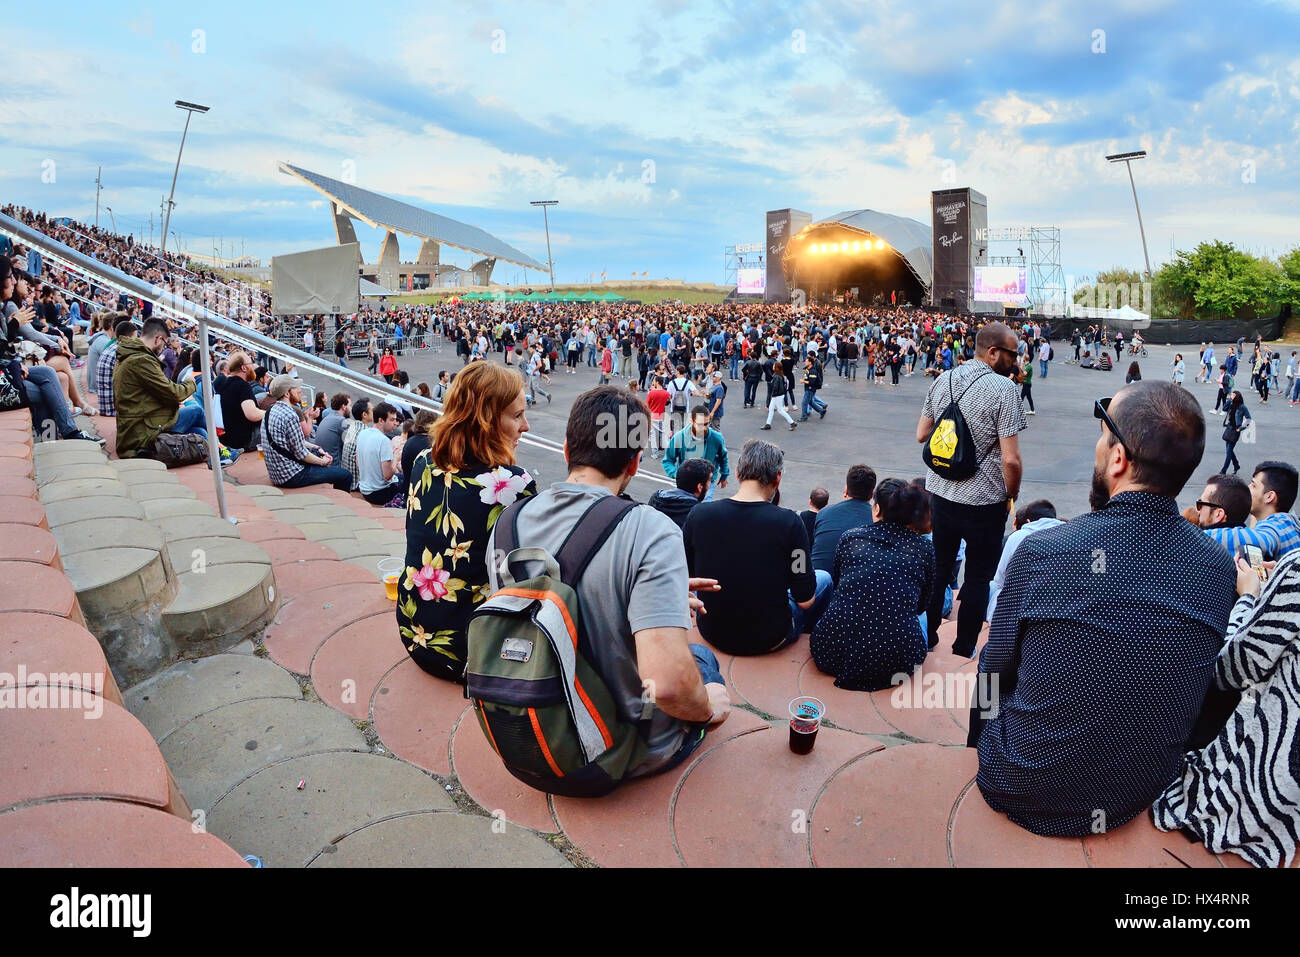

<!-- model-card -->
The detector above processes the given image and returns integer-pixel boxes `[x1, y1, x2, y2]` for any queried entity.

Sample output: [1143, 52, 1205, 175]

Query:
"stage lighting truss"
[800, 234, 888, 256]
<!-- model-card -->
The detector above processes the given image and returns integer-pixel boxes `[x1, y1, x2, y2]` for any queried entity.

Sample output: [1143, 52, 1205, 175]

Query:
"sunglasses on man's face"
[1093, 397, 1136, 462]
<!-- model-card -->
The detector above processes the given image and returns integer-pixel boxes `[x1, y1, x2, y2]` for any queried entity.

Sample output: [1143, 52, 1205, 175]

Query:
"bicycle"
[1128, 343, 1148, 358]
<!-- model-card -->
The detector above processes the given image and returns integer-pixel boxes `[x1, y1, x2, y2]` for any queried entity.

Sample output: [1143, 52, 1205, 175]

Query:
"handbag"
[0, 358, 27, 412]
[150, 431, 209, 468]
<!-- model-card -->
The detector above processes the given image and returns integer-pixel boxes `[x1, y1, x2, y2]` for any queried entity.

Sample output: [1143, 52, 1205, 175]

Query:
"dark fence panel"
[1043, 315, 1286, 345]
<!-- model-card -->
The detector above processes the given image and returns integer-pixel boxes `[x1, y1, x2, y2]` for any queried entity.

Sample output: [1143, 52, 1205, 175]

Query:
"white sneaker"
[1026, 409, 1036, 415]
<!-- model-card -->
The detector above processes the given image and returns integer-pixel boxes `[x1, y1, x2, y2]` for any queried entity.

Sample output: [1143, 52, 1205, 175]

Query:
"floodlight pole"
[1107, 151, 1153, 279]
[161, 100, 210, 257]
[531, 200, 557, 291]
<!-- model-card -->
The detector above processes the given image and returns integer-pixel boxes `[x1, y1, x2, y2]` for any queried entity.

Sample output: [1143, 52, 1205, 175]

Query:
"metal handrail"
[1, 212, 670, 513]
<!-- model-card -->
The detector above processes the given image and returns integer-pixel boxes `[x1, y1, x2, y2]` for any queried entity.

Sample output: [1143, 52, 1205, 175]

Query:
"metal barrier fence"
[1, 211, 669, 519]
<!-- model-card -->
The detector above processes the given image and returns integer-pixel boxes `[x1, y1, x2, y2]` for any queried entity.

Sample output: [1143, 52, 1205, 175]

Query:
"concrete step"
[125, 653, 303, 741]
[155, 514, 239, 545]
[298, 522, 353, 542]
[44, 495, 145, 527]
[262, 493, 333, 510]
[317, 538, 393, 561]
[308, 810, 569, 868]
[141, 498, 216, 521]
[159, 697, 366, 811]
[238, 484, 284, 498]
[125, 482, 196, 502]
[108, 458, 167, 476]
[207, 751, 454, 868]
[50, 515, 166, 557]
[32, 463, 119, 486]
[37, 477, 127, 504]
[165, 537, 272, 574]
[31, 441, 106, 465]
[163, 562, 280, 654]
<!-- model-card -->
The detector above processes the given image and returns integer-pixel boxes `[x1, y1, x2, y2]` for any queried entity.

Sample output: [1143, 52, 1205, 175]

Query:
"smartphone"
[1237, 544, 1267, 581]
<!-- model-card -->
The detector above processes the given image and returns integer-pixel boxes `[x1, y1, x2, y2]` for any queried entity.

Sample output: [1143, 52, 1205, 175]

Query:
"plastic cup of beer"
[788, 696, 825, 754]
[377, 557, 403, 601]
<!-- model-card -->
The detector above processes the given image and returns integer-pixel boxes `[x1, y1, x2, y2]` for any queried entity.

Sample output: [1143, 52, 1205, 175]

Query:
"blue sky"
[3, 0, 1298, 285]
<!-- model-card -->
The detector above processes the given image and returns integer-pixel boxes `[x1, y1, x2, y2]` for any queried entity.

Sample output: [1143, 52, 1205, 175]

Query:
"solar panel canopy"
[280, 162, 545, 270]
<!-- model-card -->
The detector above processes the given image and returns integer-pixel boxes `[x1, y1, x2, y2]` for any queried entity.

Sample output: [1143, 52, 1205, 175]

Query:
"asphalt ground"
[295, 340, 1300, 523]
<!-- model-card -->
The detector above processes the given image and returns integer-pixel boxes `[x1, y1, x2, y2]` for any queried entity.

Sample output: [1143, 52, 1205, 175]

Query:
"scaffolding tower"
[973, 226, 1065, 317]
[723, 243, 765, 288]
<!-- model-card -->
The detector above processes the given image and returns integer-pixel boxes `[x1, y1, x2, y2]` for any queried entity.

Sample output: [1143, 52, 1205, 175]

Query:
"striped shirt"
[1255, 512, 1300, 559]
[260, 401, 309, 486]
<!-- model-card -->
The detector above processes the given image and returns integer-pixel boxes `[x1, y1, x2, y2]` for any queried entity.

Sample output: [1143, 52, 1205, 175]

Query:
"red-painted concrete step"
[257, 539, 341, 566]
[271, 558, 375, 600]
[811, 743, 977, 867]
[310, 612, 406, 720]
[263, 581, 391, 674]
[726, 644, 811, 718]
[451, 704, 557, 834]
[553, 709, 770, 868]
[0, 561, 77, 617]
[0, 524, 59, 565]
[0, 696, 169, 810]
[949, 779, 1090, 867]
[0, 457, 33, 478]
[237, 520, 306, 544]
[795, 657, 898, 735]
[0, 611, 119, 706]
[371, 658, 471, 776]
[0, 800, 247, 867]
[0, 495, 46, 528]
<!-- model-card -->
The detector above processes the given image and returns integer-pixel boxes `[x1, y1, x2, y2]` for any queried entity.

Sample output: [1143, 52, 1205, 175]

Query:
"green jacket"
[112, 336, 196, 457]
[663, 426, 729, 483]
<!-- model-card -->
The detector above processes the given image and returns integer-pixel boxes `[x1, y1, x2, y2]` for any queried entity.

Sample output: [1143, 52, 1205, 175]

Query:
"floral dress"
[397, 451, 536, 681]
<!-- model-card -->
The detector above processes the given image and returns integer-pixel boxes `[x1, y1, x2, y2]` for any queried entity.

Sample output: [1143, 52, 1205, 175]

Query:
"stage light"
[840, 242, 848, 252]
[875, 239, 885, 249]
[852, 241, 861, 251]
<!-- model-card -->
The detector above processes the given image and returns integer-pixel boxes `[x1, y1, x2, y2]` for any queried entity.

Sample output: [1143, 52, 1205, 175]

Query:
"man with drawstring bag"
[915, 321, 1026, 658]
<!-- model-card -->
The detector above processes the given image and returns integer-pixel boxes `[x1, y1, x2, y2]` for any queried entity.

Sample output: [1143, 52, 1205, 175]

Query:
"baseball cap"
[269, 374, 299, 400]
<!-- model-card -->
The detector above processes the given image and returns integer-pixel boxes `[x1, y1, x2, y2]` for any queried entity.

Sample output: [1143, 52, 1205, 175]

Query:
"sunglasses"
[1093, 397, 1136, 462]
[1194, 499, 1222, 512]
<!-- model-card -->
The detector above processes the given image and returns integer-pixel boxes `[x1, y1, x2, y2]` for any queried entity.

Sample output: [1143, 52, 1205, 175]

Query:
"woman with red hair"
[398, 361, 536, 681]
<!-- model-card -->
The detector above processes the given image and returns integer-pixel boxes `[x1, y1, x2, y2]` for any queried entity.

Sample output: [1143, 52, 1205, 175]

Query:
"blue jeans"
[786, 569, 834, 641]
[1290, 378, 1300, 402]
[1039, 358, 1048, 378]
[800, 387, 827, 420]
[655, 644, 724, 774]
[21, 364, 77, 438]
[281, 464, 354, 491]
[586, 344, 597, 366]
[168, 403, 207, 438]
[728, 354, 739, 379]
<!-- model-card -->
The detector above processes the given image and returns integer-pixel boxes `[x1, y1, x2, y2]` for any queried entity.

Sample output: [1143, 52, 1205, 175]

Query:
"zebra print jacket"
[1152, 548, 1300, 867]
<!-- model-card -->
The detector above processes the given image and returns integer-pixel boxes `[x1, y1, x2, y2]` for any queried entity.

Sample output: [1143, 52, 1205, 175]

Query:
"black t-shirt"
[217, 376, 258, 450]
[682, 499, 816, 654]
[620, 336, 632, 357]
[401, 433, 430, 480]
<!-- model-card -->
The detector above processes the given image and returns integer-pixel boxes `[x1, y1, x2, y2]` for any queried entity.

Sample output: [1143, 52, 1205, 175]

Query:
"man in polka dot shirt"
[968, 381, 1237, 838]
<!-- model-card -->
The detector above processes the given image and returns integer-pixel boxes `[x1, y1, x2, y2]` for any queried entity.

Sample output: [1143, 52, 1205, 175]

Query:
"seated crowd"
[381, 326, 1299, 868]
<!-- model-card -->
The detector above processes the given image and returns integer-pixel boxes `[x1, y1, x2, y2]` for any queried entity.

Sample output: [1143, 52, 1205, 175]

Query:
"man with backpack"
[664, 365, 697, 436]
[468, 385, 730, 796]
[741, 350, 764, 408]
[915, 321, 1025, 658]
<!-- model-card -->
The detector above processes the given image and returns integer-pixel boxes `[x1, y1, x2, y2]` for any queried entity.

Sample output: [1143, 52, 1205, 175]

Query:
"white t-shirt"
[356, 426, 398, 494]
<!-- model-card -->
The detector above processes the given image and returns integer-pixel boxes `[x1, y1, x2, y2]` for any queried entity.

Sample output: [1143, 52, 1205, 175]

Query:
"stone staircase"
[33, 441, 280, 688]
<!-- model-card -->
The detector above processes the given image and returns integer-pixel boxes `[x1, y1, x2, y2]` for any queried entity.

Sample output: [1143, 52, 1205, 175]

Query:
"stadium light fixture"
[160, 100, 210, 256]
[530, 200, 558, 290]
[1105, 149, 1153, 279]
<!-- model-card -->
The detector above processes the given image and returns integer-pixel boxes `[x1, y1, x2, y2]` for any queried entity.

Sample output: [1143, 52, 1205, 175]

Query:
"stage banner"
[931, 189, 971, 310]
[765, 208, 811, 302]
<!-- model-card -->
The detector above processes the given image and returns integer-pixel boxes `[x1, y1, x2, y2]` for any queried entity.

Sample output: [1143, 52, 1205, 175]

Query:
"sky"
[2, 0, 1298, 287]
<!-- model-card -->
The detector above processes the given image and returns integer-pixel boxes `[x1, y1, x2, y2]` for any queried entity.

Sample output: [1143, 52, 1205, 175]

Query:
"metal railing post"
[196, 318, 230, 520]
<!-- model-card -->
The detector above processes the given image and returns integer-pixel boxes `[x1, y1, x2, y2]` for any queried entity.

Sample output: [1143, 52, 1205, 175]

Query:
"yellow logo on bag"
[929, 419, 958, 463]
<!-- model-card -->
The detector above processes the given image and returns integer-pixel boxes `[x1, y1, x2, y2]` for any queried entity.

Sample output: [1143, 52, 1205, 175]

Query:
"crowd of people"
[5, 205, 1299, 867]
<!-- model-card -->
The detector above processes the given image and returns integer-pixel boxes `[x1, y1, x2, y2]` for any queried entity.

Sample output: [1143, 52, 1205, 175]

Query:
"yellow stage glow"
[876, 240, 885, 249]
[840, 242, 848, 252]
[852, 241, 861, 251]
